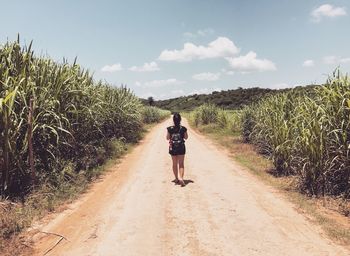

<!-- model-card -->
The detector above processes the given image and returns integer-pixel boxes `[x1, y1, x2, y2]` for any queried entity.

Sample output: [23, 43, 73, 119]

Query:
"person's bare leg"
[178, 155, 185, 186]
[171, 155, 179, 182]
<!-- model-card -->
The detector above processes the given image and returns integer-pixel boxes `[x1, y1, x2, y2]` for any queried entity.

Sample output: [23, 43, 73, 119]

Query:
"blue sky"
[1, 0, 349, 99]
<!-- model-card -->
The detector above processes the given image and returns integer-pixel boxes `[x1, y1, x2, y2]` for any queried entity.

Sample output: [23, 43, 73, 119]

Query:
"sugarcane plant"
[0, 38, 143, 197]
[241, 70, 350, 198]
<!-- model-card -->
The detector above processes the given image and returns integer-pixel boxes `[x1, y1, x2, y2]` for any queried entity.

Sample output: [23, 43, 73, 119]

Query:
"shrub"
[142, 106, 170, 123]
[217, 110, 228, 128]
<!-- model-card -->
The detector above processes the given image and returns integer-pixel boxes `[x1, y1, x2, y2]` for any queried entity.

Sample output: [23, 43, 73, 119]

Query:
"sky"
[0, 0, 349, 100]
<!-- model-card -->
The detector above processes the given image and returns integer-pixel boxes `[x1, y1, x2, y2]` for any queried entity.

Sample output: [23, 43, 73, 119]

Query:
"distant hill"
[147, 85, 317, 112]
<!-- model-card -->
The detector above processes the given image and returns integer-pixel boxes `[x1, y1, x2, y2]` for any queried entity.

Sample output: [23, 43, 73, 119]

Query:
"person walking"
[166, 113, 188, 187]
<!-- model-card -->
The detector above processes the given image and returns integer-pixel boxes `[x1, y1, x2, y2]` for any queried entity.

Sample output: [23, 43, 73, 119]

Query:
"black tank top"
[167, 126, 187, 138]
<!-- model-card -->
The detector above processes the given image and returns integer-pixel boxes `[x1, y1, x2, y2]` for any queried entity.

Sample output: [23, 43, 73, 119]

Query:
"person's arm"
[184, 131, 188, 140]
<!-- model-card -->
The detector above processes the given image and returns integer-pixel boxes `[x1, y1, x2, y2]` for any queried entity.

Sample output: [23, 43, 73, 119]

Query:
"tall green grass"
[0, 39, 142, 197]
[193, 103, 219, 125]
[192, 103, 241, 133]
[142, 106, 171, 124]
[242, 71, 350, 198]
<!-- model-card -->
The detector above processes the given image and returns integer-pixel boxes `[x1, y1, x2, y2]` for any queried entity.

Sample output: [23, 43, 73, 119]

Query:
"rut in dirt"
[33, 118, 349, 256]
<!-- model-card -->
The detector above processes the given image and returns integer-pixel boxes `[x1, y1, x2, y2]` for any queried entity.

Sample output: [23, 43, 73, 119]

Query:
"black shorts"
[169, 145, 186, 155]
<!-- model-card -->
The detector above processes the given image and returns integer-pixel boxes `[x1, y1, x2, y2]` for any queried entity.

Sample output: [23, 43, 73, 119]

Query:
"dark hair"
[173, 112, 181, 127]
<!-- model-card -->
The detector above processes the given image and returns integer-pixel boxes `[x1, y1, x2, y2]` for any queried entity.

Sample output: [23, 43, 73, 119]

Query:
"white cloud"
[221, 68, 235, 75]
[183, 28, 215, 38]
[101, 63, 123, 72]
[129, 62, 160, 72]
[158, 37, 240, 62]
[225, 51, 276, 72]
[302, 59, 315, 67]
[341, 58, 350, 63]
[311, 4, 347, 22]
[137, 78, 185, 88]
[323, 56, 350, 64]
[192, 72, 220, 81]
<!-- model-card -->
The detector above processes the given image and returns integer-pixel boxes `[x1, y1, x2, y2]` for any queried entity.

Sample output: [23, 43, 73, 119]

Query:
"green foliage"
[147, 96, 154, 106]
[142, 106, 170, 124]
[0, 39, 142, 197]
[217, 110, 228, 128]
[249, 92, 299, 175]
[241, 71, 350, 198]
[154, 86, 317, 112]
[193, 104, 219, 125]
[191, 104, 241, 134]
[241, 107, 256, 143]
[227, 111, 241, 134]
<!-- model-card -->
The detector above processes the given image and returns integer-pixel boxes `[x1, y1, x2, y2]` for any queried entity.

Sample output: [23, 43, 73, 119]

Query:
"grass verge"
[188, 119, 350, 247]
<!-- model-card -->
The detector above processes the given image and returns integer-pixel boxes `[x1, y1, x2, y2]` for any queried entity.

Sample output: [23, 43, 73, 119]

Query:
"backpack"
[170, 126, 184, 151]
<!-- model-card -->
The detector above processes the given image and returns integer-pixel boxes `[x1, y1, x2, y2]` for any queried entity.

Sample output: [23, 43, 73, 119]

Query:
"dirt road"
[33, 118, 348, 256]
